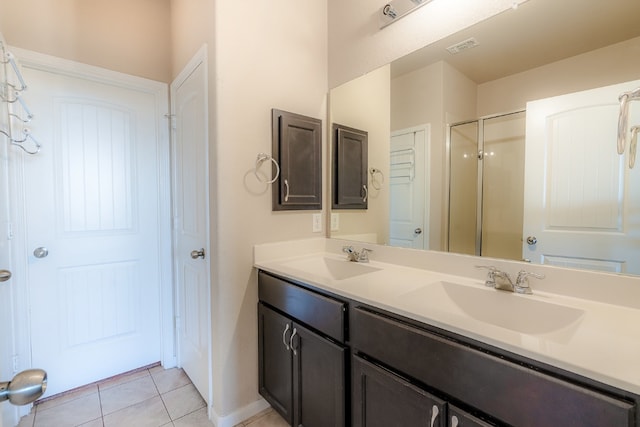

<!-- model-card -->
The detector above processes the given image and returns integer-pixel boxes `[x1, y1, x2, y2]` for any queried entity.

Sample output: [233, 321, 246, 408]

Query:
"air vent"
[446, 37, 479, 54]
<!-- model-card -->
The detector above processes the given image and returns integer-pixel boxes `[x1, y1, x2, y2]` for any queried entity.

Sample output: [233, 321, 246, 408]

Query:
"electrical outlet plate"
[312, 213, 322, 233]
[331, 213, 339, 231]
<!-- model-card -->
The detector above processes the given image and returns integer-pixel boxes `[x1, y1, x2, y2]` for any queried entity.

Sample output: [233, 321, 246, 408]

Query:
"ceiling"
[391, 0, 640, 83]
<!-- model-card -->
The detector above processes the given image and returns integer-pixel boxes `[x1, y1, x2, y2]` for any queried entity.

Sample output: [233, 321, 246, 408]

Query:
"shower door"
[448, 112, 526, 260]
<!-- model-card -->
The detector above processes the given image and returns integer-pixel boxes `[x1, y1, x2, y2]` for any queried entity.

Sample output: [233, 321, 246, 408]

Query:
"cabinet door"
[272, 109, 322, 211]
[352, 355, 446, 427]
[258, 303, 293, 423]
[291, 322, 347, 427]
[332, 124, 368, 209]
[449, 405, 495, 427]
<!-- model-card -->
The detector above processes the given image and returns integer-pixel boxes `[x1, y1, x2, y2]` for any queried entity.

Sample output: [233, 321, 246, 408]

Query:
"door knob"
[190, 248, 205, 259]
[33, 247, 48, 258]
[0, 270, 11, 282]
[414, 228, 423, 235]
[526, 236, 537, 245]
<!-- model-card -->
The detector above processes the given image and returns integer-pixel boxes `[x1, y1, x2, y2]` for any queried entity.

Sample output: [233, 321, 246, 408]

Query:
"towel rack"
[254, 153, 280, 184]
[0, 41, 41, 155]
[617, 87, 640, 168]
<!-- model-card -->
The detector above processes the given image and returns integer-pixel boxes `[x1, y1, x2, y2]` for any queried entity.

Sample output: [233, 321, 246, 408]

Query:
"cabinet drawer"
[258, 271, 346, 342]
[352, 307, 635, 427]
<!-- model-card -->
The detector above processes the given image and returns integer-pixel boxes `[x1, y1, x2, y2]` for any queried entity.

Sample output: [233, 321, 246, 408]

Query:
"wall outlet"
[331, 213, 339, 231]
[312, 213, 322, 233]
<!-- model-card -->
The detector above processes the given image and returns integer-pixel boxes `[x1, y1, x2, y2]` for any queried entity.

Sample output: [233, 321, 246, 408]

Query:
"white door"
[20, 60, 168, 397]
[389, 126, 429, 249]
[523, 80, 640, 274]
[171, 48, 210, 403]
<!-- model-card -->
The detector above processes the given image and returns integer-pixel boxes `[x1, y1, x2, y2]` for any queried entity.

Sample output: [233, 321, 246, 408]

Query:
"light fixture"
[380, 0, 434, 29]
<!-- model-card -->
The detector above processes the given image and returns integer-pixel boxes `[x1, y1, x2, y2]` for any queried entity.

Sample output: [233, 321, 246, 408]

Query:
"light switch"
[312, 213, 322, 233]
[331, 213, 339, 231]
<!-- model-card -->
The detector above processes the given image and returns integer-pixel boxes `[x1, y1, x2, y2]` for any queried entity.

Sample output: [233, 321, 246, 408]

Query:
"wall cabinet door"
[332, 124, 368, 209]
[352, 355, 446, 427]
[272, 109, 322, 211]
[291, 322, 347, 427]
[258, 303, 293, 423]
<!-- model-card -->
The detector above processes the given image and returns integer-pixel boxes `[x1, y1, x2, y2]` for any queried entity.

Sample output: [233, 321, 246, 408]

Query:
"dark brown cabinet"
[353, 355, 446, 427]
[332, 124, 368, 209]
[258, 272, 347, 427]
[272, 109, 322, 211]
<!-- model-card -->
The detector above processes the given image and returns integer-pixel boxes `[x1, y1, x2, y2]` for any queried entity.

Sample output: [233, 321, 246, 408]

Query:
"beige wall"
[330, 65, 390, 244]
[0, 0, 171, 82]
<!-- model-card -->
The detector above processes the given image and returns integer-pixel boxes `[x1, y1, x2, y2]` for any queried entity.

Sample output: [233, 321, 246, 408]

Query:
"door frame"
[169, 45, 212, 408]
[8, 47, 175, 396]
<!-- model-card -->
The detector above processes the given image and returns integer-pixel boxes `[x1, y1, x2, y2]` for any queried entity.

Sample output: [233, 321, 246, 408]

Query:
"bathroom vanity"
[255, 239, 640, 426]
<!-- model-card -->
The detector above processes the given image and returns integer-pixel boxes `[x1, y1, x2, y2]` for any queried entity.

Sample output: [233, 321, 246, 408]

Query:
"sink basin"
[281, 256, 381, 280]
[399, 281, 585, 336]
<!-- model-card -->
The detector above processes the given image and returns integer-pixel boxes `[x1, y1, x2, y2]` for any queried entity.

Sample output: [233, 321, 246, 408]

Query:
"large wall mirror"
[329, 0, 640, 276]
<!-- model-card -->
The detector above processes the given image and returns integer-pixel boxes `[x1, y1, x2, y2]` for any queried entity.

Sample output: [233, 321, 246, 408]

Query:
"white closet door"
[22, 62, 166, 397]
[171, 49, 211, 403]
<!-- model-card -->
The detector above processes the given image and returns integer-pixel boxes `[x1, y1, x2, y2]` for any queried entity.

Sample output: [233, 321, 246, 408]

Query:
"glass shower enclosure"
[448, 111, 526, 261]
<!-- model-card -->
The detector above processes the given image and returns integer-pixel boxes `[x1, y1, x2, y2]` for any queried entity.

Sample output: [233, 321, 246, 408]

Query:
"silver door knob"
[0, 270, 12, 282]
[526, 236, 537, 245]
[33, 247, 48, 259]
[190, 248, 205, 259]
[414, 228, 422, 235]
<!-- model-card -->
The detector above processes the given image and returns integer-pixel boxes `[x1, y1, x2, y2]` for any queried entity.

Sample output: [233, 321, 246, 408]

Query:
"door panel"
[171, 53, 210, 402]
[524, 80, 640, 273]
[22, 64, 165, 397]
[389, 126, 428, 249]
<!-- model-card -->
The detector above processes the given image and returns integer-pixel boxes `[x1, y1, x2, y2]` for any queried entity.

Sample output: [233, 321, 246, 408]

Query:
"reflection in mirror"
[328, 0, 640, 276]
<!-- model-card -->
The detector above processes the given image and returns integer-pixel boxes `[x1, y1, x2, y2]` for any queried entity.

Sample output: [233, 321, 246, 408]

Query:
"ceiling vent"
[446, 37, 480, 54]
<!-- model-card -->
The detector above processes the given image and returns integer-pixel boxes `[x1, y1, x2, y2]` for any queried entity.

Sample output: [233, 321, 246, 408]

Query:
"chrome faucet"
[476, 266, 544, 294]
[342, 246, 372, 263]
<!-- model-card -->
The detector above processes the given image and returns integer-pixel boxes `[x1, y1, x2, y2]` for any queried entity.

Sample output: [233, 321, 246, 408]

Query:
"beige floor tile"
[173, 407, 214, 427]
[240, 408, 273, 425]
[78, 418, 104, 427]
[34, 393, 102, 427]
[244, 410, 288, 427]
[100, 375, 159, 415]
[98, 368, 151, 391]
[16, 411, 35, 427]
[162, 383, 206, 420]
[150, 367, 191, 394]
[103, 396, 170, 427]
[35, 384, 99, 411]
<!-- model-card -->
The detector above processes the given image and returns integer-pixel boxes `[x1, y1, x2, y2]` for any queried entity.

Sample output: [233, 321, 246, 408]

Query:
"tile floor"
[15, 366, 288, 427]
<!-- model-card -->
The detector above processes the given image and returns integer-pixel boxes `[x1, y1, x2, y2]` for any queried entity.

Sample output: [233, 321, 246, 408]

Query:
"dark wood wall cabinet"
[257, 270, 639, 426]
[271, 109, 322, 211]
[332, 124, 368, 209]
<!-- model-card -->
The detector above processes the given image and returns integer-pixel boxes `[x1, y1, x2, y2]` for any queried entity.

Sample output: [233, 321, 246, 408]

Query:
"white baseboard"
[209, 398, 271, 427]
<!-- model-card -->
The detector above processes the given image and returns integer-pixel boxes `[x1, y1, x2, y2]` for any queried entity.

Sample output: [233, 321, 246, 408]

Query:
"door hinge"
[165, 113, 177, 130]
[6, 221, 14, 240]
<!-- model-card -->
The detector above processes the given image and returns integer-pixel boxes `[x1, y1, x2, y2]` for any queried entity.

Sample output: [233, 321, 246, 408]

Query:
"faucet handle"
[475, 265, 498, 287]
[515, 270, 545, 294]
[358, 248, 372, 263]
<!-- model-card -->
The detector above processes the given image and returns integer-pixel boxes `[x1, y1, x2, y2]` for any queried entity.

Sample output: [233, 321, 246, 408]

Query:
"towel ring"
[254, 153, 280, 184]
[369, 167, 384, 190]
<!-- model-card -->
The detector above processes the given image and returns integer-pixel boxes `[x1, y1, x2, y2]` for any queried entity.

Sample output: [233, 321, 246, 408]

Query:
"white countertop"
[254, 238, 640, 395]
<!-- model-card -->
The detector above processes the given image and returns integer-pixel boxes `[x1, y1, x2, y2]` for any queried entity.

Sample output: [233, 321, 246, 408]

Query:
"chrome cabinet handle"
[451, 415, 459, 427]
[284, 179, 290, 202]
[289, 328, 298, 355]
[430, 405, 439, 427]
[33, 247, 48, 259]
[362, 185, 368, 203]
[282, 324, 291, 351]
[0, 270, 11, 282]
[190, 248, 205, 259]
